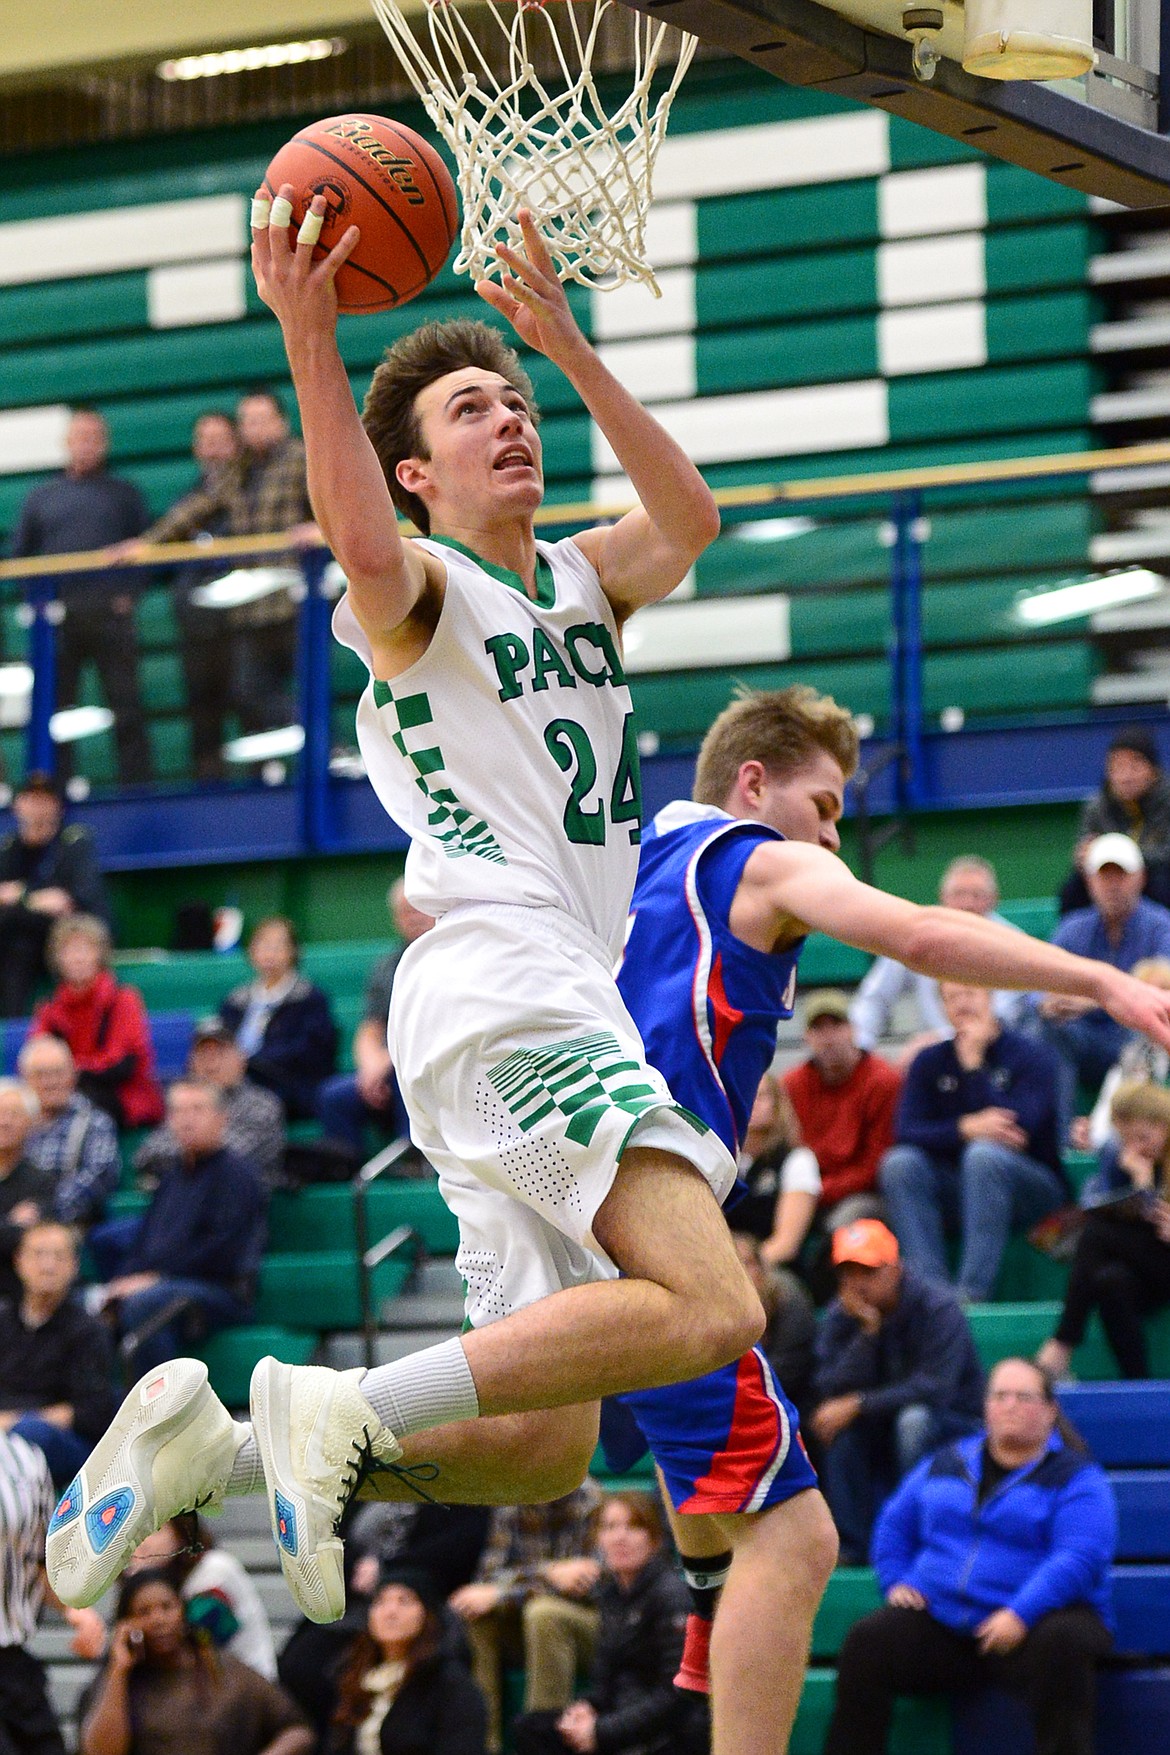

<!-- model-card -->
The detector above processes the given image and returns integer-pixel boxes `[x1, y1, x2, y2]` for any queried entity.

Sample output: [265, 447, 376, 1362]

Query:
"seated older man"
[0, 1221, 117, 1487]
[824, 1357, 1116, 1755]
[0, 1079, 54, 1304]
[92, 1080, 267, 1373]
[19, 1036, 121, 1229]
[1034, 832, 1170, 1130]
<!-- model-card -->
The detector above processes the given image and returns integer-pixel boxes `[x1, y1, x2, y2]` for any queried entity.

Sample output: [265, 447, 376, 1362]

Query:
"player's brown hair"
[693, 685, 860, 809]
[362, 318, 539, 534]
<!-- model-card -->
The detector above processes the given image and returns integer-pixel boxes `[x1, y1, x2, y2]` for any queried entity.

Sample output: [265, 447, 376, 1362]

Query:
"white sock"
[225, 1426, 262, 1496]
[360, 1337, 480, 1440]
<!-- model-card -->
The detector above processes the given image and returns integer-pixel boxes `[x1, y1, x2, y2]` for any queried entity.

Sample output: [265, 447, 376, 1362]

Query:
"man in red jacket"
[783, 991, 901, 1292]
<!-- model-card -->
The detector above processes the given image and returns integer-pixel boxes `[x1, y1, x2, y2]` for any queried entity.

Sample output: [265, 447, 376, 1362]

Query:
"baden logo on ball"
[262, 112, 459, 313]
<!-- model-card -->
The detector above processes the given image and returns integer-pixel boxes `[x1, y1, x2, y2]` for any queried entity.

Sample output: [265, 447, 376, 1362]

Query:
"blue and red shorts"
[608, 1346, 818, 1515]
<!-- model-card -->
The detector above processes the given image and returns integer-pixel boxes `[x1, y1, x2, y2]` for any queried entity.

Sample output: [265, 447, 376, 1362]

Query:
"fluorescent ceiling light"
[223, 725, 305, 763]
[50, 706, 114, 744]
[1016, 569, 1165, 626]
[0, 664, 32, 700]
[189, 567, 303, 610]
[622, 594, 790, 673]
[158, 38, 344, 81]
[732, 517, 818, 544]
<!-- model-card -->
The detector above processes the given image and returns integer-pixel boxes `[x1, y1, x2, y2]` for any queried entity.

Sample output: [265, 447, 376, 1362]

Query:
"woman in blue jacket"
[823, 1357, 1116, 1755]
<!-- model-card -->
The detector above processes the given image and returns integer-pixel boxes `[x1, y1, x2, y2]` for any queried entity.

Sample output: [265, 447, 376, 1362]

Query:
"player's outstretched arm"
[738, 840, 1170, 1052]
[251, 186, 431, 648]
[476, 211, 719, 616]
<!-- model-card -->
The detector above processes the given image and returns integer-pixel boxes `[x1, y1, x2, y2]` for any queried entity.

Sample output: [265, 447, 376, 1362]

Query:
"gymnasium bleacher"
[0, 65, 1115, 790]
[6, 893, 1162, 1751]
[2, 34, 1169, 1755]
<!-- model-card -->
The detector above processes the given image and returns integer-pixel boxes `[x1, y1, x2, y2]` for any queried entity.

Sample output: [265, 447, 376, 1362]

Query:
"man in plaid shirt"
[19, 1039, 119, 1231]
[139, 390, 319, 740]
[450, 1479, 603, 1753]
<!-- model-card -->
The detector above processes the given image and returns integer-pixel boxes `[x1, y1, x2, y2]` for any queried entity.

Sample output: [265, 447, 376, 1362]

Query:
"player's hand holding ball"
[251, 184, 360, 340]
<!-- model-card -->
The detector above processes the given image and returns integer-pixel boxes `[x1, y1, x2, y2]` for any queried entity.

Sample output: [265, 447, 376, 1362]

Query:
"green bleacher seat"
[794, 1671, 950, 1755]
[368, 1180, 461, 1256]
[811, 1568, 883, 1659]
[993, 1237, 1069, 1302]
[998, 898, 1059, 939]
[589, 1443, 655, 1486]
[967, 1302, 1170, 1378]
[197, 1324, 316, 1410]
[267, 1184, 358, 1254]
[255, 1249, 413, 1332]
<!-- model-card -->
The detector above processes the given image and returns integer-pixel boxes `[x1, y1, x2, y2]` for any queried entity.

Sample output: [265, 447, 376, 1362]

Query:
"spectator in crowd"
[512, 1492, 693, 1755]
[135, 389, 318, 738]
[326, 1566, 486, 1755]
[1061, 726, 1170, 915]
[823, 1358, 1116, 1755]
[317, 882, 433, 1158]
[783, 992, 901, 1290]
[879, 983, 1067, 1303]
[30, 915, 163, 1128]
[732, 1069, 821, 1272]
[1033, 833, 1170, 1126]
[278, 1501, 490, 1744]
[126, 1518, 278, 1680]
[135, 1016, 285, 1189]
[811, 1220, 984, 1564]
[0, 1081, 54, 1306]
[219, 917, 337, 1122]
[89, 1080, 266, 1373]
[9, 408, 152, 786]
[449, 1483, 602, 1755]
[81, 1568, 311, 1755]
[1038, 1081, 1170, 1381]
[0, 1220, 117, 1489]
[850, 858, 1022, 1059]
[733, 1229, 817, 1424]
[0, 772, 110, 1018]
[19, 1037, 120, 1229]
[348, 1502, 491, 1603]
[1082, 956, 1170, 1150]
[0, 1426, 65, 1755]
[167, 412, 241, 781]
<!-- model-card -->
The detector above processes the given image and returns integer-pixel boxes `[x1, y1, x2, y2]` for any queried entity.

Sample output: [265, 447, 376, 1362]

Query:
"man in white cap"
[1036, 831, 1170, 1126]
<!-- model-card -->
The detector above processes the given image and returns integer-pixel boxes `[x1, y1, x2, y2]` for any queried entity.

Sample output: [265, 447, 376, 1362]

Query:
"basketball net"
[368, 0, 696, 295]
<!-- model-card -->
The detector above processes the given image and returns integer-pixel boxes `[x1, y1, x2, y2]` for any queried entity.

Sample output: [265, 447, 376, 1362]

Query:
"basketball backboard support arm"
[622, 0, 1170, 205]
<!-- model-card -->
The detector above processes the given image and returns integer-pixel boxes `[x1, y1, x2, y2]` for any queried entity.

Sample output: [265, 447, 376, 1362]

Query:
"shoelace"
[337, 1429, 443, 1518]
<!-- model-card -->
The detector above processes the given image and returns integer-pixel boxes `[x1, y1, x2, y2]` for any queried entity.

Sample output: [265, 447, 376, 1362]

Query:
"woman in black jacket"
[512, 1493, 692, 1755]
[326, 1567, 486, 1755]
[219, 916, 337, 1120]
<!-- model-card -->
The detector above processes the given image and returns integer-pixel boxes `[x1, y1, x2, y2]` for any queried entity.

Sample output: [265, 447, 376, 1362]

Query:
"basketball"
[263, 113, 459, 314]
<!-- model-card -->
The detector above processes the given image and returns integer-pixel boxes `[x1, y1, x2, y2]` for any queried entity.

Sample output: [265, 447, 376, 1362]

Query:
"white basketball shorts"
[388, 901, 737, 1328]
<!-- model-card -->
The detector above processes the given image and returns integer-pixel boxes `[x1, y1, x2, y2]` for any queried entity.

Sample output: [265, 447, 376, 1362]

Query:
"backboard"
[618, 0, 1170, 206]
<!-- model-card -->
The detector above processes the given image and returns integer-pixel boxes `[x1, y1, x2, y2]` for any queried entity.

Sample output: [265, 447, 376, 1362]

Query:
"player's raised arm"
[738, 839, 1170, 1051]
[476, 211, 720, 616]
[251, 187, 432, 647]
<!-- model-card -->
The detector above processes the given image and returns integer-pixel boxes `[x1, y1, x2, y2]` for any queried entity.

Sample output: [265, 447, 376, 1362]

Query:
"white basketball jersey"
[332, 535, 642, 961]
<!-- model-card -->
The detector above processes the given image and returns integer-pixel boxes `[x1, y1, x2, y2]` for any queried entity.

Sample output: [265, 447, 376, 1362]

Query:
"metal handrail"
[4, 438, 1170, 584]
[852, 742, 914, 887]
[352, 1136, 423, 1370]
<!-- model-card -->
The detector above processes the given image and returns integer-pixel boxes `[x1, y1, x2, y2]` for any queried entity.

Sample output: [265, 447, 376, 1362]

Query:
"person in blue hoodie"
[823, 1356, 1116, 1755]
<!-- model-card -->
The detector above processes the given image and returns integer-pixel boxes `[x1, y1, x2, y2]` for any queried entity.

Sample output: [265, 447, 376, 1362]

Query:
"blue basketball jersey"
[616, 801, 804, 1157]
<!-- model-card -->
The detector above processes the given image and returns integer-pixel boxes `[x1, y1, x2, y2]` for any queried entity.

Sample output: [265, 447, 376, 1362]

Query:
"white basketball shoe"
[47, 1358, 247, 1608]
[249, 1357, 402, 1623]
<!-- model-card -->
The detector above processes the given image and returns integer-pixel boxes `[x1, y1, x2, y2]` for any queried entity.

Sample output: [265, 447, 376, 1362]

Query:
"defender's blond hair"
[362, 319, 538, 534]
[693, 685, 859, 809]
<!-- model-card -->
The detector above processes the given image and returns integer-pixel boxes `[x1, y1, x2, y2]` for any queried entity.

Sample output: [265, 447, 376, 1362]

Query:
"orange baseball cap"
[831, 1218, 900, 1269]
